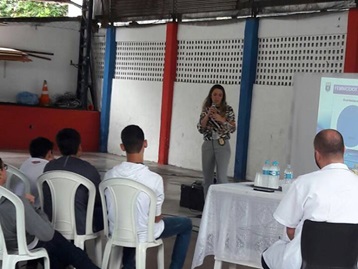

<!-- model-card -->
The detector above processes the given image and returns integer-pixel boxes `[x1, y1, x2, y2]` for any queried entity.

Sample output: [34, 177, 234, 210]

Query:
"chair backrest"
[5, 164, 31, 195]
[37, 171, 96, 238]
[301, 219, 358, 269]
[0, 224, 8, 258]
[0, 186, 32, 257]
[99, 178, 157, 247]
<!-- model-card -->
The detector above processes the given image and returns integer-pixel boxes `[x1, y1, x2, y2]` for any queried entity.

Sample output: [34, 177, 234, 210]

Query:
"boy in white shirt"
[18, 137, 54, 207]
[104, 125, 192, 269]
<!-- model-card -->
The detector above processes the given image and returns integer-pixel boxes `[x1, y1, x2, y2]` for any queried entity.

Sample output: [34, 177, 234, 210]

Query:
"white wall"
[0, 12, 350, 179]
[0, 21, 80, 102]
[169, 83, 240, 176]
[107, 80, 163, 161]
[246, 11, 349, 180]
[106, 11, 349, 180]
[247, 85, 293, 180]
[258, 11, 348, 37]
[115, 24, 167, 42]
[168, 22, 244, 176]
[107, 25, 166, 161]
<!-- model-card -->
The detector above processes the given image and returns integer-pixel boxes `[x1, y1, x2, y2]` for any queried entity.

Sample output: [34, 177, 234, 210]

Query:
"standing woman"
[197, 84, 236, 197]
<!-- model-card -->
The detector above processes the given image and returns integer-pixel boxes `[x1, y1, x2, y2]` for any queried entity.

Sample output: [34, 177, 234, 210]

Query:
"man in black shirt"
[44, 128, 103, 234]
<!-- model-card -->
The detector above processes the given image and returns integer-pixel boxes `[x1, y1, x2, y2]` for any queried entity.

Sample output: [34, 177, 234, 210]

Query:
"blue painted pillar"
[100, 26, 116, 152]
[234, 18, 259, 181]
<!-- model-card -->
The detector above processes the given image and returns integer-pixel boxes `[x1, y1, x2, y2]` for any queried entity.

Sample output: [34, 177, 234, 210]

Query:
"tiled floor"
[1, 150, 254, 269]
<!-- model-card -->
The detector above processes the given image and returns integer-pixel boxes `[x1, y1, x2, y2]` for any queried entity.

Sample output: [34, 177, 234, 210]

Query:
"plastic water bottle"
[262, 160, 271, 177]
[284, 164, 294, 184]
[255, 160, 270, 187]
[271, 161, 280, 178]
[268, 161, 280, 189]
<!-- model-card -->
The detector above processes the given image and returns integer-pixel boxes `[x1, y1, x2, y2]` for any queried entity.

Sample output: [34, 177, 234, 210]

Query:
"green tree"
[0, 0, 68, 18]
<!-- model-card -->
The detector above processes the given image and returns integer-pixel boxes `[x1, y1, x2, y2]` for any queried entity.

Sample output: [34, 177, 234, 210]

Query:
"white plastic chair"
[0, 186, 50, 268]
[5, 164, 31, 195]
[37, 170, 102, 266]
[99, 178, 164, 269]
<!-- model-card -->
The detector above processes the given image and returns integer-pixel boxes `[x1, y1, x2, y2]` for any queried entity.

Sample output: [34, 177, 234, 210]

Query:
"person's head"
[29, 137, 54, 161]
[120, 125, 147, 154]
[313, 129, 345, 168]
[204, 84, 227, 108]
[56, 128, 82, 156]
[0, 158, 8, 186]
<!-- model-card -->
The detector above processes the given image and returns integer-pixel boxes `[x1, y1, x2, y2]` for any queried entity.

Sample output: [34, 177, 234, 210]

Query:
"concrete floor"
[1, 150, 254, 269]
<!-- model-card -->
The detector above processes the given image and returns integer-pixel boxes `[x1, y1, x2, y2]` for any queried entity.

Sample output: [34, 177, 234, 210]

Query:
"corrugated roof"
[107, 0, 355, 22]
[41, 0, 356, 22]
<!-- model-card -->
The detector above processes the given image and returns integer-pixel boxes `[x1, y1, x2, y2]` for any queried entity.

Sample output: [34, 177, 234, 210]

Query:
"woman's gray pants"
[201, 139, 231, 197]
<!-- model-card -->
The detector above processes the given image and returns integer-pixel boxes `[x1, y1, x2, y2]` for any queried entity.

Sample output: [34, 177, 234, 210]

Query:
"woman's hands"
[200, 106, 227, 129]
[208, 106, 217, 117]
[209, 107, 226, 123]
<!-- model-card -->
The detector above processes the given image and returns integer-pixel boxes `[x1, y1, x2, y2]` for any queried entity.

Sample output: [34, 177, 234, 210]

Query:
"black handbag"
[180, 180, 205, 211]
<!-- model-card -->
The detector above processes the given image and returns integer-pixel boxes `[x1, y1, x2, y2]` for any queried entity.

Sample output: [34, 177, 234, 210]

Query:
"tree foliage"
[0, 0, 68, 18]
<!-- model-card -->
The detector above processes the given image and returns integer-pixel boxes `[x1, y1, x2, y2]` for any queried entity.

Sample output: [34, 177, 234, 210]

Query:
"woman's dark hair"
[0, 158, 3, 170]
[202, 84, 227, 115]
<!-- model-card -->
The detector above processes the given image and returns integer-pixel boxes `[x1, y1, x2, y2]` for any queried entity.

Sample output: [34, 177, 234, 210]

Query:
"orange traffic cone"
[39, 80, 50, 106]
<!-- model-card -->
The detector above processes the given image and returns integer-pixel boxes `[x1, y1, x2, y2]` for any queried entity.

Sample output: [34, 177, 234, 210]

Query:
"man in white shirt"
[18, 137, 54, 207]
[104, 125, 192, 269]
[262, 129, 358, 269]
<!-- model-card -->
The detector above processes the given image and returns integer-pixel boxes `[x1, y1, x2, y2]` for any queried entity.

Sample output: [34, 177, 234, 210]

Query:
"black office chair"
[301, 219, 358, 269]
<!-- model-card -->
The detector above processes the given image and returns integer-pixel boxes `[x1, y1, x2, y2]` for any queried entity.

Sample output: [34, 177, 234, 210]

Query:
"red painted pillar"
[344, 8, 358, 72]
[158, 22, 178, 164]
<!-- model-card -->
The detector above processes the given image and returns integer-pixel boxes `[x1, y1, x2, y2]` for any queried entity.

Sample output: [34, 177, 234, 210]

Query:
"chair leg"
[136, 246, 147, 269]
[101, 242, 113, 269]
[94, 236, 103, 266]
[109, 246, 123, 269]
[74, 238, 85, 250]
[157, 244, 165, 269]
[43, 255, 51, 269]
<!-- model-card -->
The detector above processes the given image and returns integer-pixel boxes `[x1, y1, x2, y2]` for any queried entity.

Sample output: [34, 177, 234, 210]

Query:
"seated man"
[44, 128, 103, 234]
[262, 129, 358, 269]
[104, 125, 192, 269]
[16, 137, 54, 208]
[0, 158, 99, 269]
